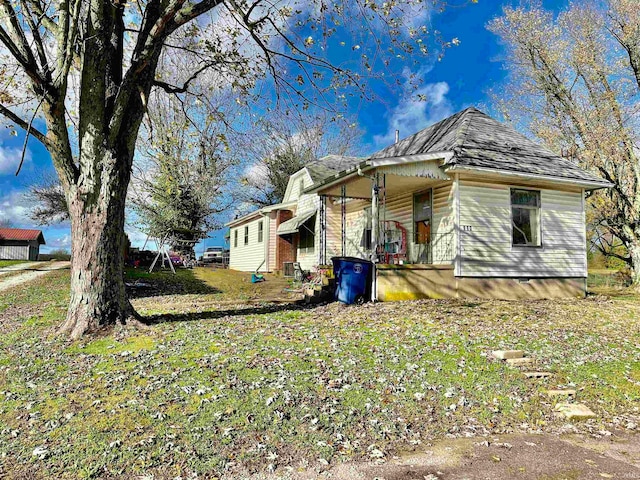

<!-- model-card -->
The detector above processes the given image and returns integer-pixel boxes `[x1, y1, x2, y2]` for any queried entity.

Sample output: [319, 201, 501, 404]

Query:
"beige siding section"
[432, 183, 455, 263]
[326, 199, 368, 259]
[458, 179, 586, 277]
[229, 216, 268, 272]
[381, 182, 454, 264]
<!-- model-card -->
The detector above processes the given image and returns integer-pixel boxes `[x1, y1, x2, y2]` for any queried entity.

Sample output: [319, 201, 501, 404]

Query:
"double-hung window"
[234, 229, 238, 248]
[511, 189, 541, 247]
[244, 226, 249, 245]
[258, 221, 264, 243]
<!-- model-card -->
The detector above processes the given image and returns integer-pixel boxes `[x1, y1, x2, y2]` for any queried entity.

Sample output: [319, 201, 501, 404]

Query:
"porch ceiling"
[317, 173, 447, 199]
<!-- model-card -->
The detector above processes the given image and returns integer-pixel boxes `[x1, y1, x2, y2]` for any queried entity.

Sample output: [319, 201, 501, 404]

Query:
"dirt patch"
[354, 433, 640, 480]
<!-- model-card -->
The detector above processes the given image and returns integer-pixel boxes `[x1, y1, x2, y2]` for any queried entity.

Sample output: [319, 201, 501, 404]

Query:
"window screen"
[511, 189, 541, 246]
[413, 190, 432, 244]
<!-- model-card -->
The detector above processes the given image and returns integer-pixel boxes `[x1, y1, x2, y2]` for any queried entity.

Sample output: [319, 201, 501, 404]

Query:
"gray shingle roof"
[306, 155, 364, 183]
[371, 107, 607, 184]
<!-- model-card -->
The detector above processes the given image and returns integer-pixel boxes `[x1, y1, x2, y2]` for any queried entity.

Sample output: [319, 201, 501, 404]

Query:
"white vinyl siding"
[0, 245, 30, 260]
[458, 179, 586, 277]
[229, 217, 268, 272]
[283, 170, 314, 203]
[323, 181, 455, 265]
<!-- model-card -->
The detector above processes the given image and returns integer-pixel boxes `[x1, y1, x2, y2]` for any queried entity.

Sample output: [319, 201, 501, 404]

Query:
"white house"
[226, 155, 362, 273]
[305, 107, 611, 300]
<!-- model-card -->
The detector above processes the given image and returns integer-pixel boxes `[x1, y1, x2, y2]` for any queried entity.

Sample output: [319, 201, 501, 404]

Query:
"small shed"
[0, 228, 46, 261]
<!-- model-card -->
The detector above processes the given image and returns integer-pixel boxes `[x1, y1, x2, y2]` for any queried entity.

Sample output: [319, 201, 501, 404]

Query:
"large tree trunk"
[57, 149, 135, 339]
[630, 237, 640, 289]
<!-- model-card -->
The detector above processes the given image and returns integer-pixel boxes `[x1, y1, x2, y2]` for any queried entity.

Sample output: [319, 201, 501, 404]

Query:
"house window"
[244, 226, 249, 245]
[299, 215, 315, 253]
[361, 207, 372, 250]
[511, 189, 541, 247]
[298, 178, 305, 196]
[413, 189, 432, 244]
[234, 229, 238, 248]
[258, 221, 264, 243]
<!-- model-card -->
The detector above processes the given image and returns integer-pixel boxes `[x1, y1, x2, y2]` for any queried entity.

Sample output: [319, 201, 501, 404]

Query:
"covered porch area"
[309, 157, 458, 301]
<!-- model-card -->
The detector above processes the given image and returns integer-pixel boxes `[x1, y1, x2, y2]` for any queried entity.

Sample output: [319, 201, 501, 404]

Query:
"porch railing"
[378, 231, 455, 265]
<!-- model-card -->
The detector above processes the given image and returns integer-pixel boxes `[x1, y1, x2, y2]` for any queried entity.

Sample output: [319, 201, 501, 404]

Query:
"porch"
[309, 158, 458, 300]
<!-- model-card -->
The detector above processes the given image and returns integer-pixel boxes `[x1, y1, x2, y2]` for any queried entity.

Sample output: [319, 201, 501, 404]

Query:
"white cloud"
[47, 234, 71, 250]
[0, 189, 31, 225]
[124, 224, 150, 249]
[374, 80, 453, 147]
[0, 146, 31, 175]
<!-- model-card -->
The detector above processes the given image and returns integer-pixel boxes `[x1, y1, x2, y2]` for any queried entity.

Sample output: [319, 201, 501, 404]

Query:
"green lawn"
[0, 259, 31, 268]
[0, 268, 638, 479]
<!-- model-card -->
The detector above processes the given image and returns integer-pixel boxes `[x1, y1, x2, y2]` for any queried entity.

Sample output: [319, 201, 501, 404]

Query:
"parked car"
[202, 246, 227, 264]
[169, 253, 183, 267]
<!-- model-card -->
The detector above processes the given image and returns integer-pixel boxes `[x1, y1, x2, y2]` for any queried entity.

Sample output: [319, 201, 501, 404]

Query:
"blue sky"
[0, 0, 568, 254]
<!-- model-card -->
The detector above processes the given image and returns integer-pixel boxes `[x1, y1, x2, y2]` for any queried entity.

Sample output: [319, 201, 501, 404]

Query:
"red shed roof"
[0, 228, 46, 244]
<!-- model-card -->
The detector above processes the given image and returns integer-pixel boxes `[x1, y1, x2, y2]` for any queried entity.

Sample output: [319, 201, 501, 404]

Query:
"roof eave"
[445, 165, 613, 190]
[225, 200, 298, 227]
[304, 152, 454, 195]
[225, 210, 266, 228]
[303, 160, 373, 195]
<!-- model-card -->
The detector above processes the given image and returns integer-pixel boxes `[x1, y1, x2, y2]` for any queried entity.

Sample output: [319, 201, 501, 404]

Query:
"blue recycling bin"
[331, 257, 373, 305]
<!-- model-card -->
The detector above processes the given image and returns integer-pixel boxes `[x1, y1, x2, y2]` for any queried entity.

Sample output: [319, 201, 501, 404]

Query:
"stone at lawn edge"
[555, 403, 596, 421]
[492, 350, 524, 360]
[547, 389, 577, 398]
[506, 357, 535, 366]
[523, 371, 552, 379]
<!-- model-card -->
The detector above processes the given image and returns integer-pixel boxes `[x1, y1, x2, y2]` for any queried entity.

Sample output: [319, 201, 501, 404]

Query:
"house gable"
[282, 169, 314, 203]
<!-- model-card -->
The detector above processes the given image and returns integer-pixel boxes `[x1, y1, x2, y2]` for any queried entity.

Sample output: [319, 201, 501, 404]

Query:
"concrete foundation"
[376, 264, 586, 301]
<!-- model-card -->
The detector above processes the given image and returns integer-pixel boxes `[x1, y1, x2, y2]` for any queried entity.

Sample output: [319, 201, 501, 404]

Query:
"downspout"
[258, 211, 269, 273]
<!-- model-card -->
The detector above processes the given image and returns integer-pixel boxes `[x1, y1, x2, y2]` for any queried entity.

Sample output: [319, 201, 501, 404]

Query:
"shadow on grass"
[141, 301, 309, 325]
[125, 267, 221, 298]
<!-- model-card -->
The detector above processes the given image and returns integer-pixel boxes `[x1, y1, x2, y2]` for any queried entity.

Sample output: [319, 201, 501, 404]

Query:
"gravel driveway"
[0, 261, 70, 292]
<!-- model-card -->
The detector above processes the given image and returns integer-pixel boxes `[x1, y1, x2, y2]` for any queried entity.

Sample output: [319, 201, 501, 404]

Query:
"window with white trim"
[244, 226, 249, 245]
[258, 221, 264, 243]
[234, 229, 238, 248]
[299, 215, 316, 253]
[511, 189, 541, 247]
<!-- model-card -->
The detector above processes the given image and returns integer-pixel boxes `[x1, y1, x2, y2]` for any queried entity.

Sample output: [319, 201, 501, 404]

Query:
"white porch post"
[371, 175, 380, 260]
[371, 173, 380, 302]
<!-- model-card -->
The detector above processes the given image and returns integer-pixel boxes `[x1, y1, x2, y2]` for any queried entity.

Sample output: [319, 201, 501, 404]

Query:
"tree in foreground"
[489, 0, 640, 285]
[0, 0, 451, 338]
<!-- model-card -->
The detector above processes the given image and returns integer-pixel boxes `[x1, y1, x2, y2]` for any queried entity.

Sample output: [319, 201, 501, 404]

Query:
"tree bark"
[57, 149, 134, 339]
[629, 237, 640, 289]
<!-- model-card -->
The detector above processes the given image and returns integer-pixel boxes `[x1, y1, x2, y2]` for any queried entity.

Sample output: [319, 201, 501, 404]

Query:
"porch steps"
[304, 278, 336, 304]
